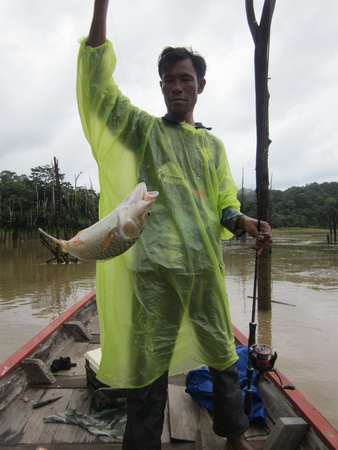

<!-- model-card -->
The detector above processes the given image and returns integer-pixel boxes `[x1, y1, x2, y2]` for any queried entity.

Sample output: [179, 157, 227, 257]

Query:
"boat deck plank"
[47, 388, 92, 444]
[23, 389, 74, 443]
[43, 375, 88, 389]
[168, 384, 199, 442]
[195, 407, 226, 449]
[0, 397, 34, 445]
[161, 401, 171, 443]
[0, 369, 265, 448]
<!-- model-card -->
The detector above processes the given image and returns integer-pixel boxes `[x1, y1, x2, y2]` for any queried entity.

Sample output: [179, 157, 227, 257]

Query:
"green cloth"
[77, 38, 241, 388]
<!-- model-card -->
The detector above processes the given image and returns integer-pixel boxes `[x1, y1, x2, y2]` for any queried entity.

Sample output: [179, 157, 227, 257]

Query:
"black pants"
[122, 363, 249, 450]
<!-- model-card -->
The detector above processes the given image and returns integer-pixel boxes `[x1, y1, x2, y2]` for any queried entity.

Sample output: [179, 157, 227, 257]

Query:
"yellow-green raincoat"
[77, 38, 241, 388]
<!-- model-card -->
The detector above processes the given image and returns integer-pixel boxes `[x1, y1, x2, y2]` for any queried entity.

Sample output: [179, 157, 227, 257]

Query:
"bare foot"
[226, 434, 253, 450]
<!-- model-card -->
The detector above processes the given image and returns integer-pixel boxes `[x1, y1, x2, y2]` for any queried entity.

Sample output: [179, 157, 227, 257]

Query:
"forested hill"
[239, 181, 338, 229]
[0, 167, 337, 234]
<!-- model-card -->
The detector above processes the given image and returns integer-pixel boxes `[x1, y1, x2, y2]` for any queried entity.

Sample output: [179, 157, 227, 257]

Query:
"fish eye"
[147, 211, 151, 216]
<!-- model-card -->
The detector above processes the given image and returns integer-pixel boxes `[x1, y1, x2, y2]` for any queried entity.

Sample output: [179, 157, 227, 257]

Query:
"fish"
[33, 396, 62, 409]
[39, 182, 158, 261]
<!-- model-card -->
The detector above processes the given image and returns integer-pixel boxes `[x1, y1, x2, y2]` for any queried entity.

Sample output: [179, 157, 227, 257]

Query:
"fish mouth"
[131, 182, 158, 203]
[144, 191, 159, 201]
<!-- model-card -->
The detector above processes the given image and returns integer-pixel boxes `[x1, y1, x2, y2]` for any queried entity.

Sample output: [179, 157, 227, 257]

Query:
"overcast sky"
[1, 0, 337, 192]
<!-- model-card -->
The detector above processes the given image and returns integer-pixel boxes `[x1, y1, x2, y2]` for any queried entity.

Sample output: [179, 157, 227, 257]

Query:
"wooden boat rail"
[0, 290, 97, 381]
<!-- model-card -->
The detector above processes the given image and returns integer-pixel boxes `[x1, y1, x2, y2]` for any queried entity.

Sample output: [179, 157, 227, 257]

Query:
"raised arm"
[87, 0, 110, 47]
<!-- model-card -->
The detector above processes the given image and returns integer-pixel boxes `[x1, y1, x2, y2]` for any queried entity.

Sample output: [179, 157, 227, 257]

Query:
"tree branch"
[245, 0, 259, 43]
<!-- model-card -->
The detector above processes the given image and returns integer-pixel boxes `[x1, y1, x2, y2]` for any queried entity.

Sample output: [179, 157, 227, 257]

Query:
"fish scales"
[79, 236, 139, 261]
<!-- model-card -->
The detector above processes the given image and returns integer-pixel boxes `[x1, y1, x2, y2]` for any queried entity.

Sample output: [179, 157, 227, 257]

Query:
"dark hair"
[158, 46, 207, 80]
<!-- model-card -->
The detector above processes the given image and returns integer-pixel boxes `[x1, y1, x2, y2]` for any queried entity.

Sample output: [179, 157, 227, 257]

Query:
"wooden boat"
[1, 291, 338, 449]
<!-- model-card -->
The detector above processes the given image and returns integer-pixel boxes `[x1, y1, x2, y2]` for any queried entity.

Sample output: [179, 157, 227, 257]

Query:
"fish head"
[118, 183, 159, 239]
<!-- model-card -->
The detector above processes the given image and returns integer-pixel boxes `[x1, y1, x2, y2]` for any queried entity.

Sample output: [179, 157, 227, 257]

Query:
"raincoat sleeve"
[76, 37, 155, 216]
[76, 37, 152, 167]
[215, 136, 241, 240]
[221, 207, 245, 236]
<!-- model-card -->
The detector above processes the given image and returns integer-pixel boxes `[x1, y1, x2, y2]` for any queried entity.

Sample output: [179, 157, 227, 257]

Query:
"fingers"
[259, 220, 272, 234]
[240, 216, 273, 253]
[251, 241, 266, 255]
[256, 221, 272, 243]
[251, 221, 273, 254]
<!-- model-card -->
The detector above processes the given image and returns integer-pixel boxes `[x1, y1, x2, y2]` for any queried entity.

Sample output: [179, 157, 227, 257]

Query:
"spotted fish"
[39, 182, 158, 261]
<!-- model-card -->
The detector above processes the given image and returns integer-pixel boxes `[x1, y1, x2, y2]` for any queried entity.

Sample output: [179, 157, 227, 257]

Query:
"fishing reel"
[249, 343, 277, 372]
[249, 343, 295, 390]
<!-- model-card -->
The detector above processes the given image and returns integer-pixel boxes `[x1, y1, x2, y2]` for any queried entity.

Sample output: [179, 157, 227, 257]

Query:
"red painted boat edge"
[0, 290, 96, 380]
[233, 324, 338, 450]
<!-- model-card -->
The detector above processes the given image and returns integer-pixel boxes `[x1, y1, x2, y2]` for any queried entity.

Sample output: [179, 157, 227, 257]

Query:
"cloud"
[0, 0, 337, 193]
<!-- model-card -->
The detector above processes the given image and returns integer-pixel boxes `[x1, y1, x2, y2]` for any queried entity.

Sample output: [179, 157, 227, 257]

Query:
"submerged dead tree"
[246, 0, 276, 310]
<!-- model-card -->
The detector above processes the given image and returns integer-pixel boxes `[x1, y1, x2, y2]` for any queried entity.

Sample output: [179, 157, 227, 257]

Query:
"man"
[77, 1, 272, 449]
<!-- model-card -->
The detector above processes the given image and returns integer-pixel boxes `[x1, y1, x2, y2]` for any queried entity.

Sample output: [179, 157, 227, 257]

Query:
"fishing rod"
[244, 228, 294, 416]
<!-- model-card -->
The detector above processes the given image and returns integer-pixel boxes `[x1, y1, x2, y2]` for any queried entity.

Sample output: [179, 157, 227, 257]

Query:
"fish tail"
[38, 228, 63, 247]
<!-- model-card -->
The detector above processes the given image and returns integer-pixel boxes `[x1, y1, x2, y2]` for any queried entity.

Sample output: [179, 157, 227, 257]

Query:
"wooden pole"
[246, 0, 276, 310]
[240, 168, 247, 242]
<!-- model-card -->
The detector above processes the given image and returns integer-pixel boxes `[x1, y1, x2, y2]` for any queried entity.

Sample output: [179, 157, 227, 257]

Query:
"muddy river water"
[0, 234, 337, 429]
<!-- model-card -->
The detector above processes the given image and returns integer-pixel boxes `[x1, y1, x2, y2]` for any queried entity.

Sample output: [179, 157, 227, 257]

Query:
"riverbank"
[274, 227, 327, 234]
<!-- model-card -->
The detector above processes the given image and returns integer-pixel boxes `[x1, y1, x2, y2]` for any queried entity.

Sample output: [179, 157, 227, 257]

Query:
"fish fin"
[71, 239, 84, 246]
[39, 229, 69, 253]
[102, 231, 112, 250]
[39, 228, 62, 245]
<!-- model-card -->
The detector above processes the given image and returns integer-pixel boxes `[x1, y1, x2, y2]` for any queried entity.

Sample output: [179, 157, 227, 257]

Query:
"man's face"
[160, 58, 206, 123]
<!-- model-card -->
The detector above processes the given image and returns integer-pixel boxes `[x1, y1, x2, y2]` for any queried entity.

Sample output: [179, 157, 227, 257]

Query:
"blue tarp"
[185, 345, 266, 425]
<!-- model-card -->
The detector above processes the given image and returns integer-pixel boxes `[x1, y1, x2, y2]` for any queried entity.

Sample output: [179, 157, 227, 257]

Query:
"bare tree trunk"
[53, 157, 63, 263]
[246, 0, 276, 310]
[53, 158, 62, 234]
[73, 172, 82, 235]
